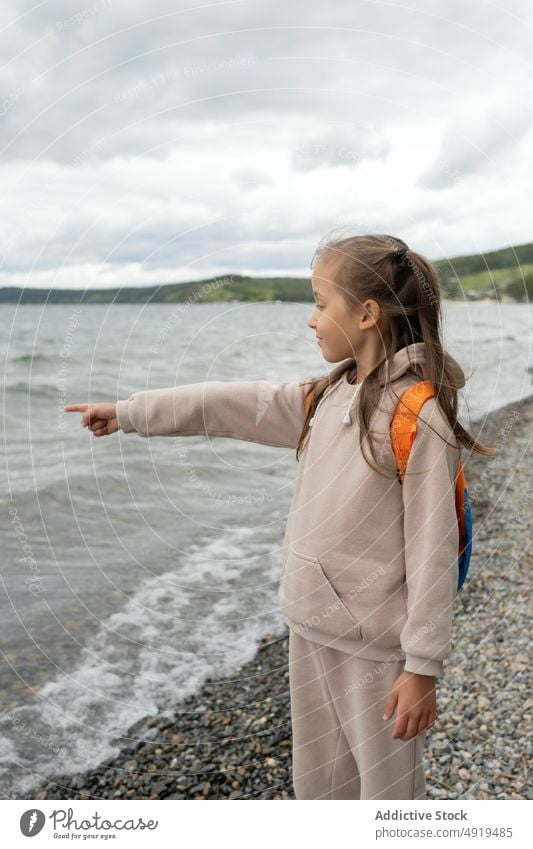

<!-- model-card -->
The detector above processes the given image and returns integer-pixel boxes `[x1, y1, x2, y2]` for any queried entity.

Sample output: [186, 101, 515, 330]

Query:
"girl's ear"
[361, 298, 382, 328]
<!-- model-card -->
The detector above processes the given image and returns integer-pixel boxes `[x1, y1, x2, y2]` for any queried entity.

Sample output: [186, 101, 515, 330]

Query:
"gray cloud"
[418, 80, 533, 189]
[3, 0, 528, 164]
[0, 0, 531, 287]
[291, 126, 388, 172]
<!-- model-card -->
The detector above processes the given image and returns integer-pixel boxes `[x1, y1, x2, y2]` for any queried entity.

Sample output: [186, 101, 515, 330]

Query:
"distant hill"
[434, 241, 533, 276]
[0, 273, 312, 305]
[434, 240, 533, 301]
[1, 241, 532, 304]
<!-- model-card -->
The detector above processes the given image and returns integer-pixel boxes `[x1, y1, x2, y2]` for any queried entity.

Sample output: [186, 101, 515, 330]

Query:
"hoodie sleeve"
[115, 377, 311, 449]
[399, 396, 461, 678]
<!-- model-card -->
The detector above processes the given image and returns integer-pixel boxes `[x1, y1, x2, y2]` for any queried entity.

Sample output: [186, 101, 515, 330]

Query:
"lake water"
[1, 299, 531, 796]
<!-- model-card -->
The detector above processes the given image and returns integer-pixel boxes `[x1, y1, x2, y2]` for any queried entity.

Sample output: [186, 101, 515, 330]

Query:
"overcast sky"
[1, 0, 532, 289]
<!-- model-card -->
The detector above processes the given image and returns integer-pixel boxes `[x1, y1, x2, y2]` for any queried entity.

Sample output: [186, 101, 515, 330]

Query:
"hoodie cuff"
[403, 654, 443, 678]
[116, 398, 136, 433]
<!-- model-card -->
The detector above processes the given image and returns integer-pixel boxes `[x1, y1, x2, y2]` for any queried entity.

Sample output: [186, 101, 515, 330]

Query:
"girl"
[65, 233, 498, 800]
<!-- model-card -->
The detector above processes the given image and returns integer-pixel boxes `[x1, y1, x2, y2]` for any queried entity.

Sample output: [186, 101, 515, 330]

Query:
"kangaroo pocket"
[278, 546, 362, 641]
[339, 579, 408, 649]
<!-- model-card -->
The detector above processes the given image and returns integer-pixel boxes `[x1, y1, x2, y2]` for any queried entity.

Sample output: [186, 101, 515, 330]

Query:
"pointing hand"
[64, 403, 119, 437]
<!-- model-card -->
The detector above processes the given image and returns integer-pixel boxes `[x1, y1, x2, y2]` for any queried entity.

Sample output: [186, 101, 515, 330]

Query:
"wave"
[4, 381, 61, 399]
[11, 353, 57, 364]
[0, 526, 286, 797]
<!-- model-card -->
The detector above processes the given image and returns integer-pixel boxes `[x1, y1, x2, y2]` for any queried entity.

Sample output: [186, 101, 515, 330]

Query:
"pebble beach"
[26, 394, 532, 801]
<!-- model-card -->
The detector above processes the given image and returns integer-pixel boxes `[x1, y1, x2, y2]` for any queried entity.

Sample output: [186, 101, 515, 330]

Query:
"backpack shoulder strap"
[391, 380, 472, 591]
[455, 460, 470, 557]
[390, 380, 436, 484]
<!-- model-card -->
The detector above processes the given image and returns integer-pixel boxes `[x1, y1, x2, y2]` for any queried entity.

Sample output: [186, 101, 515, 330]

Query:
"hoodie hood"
[384, 342, 466, 388]
[385, 341, 427, 384]
[310, 342, 466, 429]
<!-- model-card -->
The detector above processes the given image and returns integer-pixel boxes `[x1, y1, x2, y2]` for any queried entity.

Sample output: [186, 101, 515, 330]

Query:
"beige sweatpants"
[289, 631, 427, 800]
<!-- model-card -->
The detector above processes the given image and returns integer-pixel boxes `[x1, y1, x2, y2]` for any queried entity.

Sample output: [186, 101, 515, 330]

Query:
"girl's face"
[308, 255, 364, 362]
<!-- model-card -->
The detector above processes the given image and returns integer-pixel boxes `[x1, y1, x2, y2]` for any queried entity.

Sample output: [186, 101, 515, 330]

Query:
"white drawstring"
[342, 382, 362, 425]
[309, 379, 362, 428]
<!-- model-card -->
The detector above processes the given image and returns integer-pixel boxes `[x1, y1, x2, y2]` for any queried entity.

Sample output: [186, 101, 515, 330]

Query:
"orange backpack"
[305, 380, 472, 591]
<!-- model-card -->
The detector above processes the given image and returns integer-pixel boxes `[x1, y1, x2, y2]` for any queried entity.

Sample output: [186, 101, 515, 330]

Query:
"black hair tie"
[396, 245, 409, 262]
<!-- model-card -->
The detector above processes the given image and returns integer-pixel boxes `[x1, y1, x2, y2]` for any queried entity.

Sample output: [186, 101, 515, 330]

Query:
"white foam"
[0, 526, 287, 796]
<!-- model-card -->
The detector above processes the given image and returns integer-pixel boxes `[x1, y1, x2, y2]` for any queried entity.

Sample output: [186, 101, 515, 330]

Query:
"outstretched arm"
[66, 376, 313, 449]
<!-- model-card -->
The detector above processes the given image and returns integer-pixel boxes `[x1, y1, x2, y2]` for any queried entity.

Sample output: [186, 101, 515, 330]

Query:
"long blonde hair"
[296, 232, 500, 474]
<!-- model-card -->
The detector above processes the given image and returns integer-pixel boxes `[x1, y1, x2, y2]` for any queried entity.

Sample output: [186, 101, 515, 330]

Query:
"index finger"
[64, 404, 89, 412]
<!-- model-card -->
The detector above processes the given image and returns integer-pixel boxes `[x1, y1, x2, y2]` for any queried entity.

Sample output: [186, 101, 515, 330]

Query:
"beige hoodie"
[116, 342, 464, 677]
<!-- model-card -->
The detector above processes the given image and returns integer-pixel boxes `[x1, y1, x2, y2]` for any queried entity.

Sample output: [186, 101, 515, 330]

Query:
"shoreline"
[22, 393, 533, 800]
